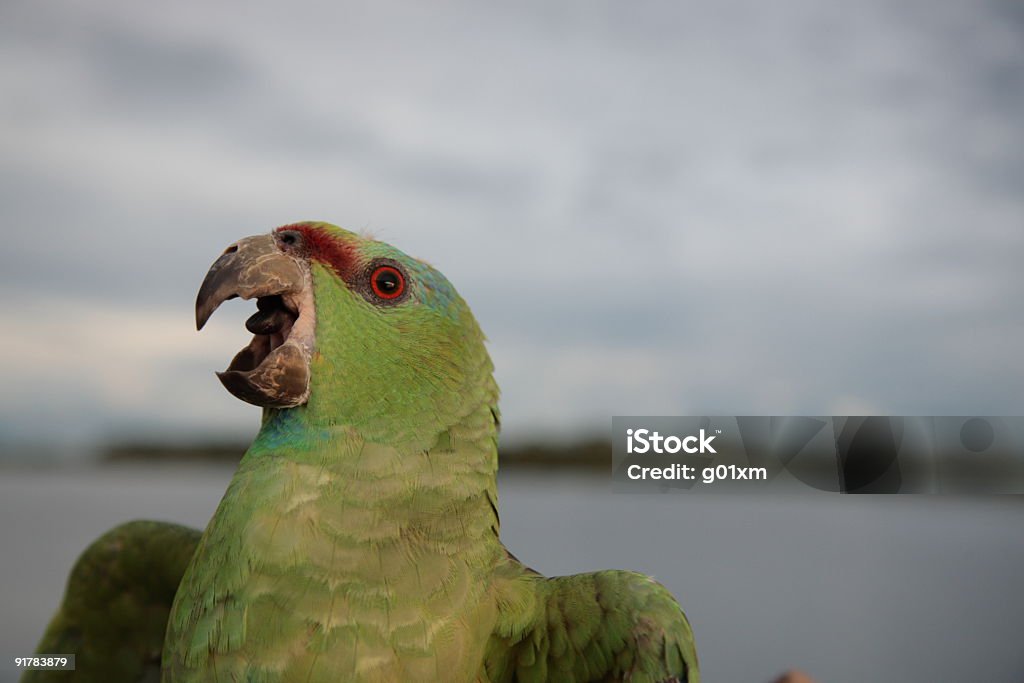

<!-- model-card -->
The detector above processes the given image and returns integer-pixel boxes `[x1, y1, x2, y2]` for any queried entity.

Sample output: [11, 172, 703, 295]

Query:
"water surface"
[1, 466, 1022, 682]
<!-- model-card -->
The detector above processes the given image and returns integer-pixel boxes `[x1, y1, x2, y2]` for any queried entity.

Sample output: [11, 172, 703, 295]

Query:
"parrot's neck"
[241, 395, 502, 551]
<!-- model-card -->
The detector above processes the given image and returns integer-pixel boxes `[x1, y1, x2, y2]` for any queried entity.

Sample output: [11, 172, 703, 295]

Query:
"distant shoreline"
[100, 438, 612, 471]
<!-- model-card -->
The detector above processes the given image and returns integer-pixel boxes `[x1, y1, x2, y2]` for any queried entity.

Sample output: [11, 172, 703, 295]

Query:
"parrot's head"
[196, 222, 496, 447]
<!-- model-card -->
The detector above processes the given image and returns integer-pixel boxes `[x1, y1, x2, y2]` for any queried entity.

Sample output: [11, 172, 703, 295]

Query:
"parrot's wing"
[23, 520, 201, 683]
[487, 569, 699, 683]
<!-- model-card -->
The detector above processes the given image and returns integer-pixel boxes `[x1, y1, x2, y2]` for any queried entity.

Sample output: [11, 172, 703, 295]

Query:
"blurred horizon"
[2, 0, 1022, 459]
[0, 433, 616, 470]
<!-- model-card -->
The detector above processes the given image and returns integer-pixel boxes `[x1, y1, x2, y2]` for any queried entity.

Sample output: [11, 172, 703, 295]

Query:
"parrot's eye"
[370, 265, 405, 300]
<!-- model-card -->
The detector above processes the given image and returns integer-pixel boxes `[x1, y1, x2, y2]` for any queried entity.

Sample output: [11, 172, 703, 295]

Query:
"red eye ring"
[370, 265, 405, 300]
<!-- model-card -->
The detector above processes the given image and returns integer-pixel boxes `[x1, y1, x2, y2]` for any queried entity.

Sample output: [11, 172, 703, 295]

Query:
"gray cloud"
[1, 0, 1022, 448]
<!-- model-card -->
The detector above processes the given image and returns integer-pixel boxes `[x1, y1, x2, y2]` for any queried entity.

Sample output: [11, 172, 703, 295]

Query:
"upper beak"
[196, 234, 305, 330]
[195, 233, 312, 409]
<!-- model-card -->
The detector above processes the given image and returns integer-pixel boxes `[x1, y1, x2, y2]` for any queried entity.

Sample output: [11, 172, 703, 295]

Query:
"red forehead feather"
[275, 223, 359, 279]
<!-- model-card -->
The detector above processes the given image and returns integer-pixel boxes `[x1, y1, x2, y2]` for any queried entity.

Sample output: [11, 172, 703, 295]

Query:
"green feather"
[23, 521, 200, 683]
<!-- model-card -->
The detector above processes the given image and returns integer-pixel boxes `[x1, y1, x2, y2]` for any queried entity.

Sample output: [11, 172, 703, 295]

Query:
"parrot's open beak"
[196, 234, 314, 408]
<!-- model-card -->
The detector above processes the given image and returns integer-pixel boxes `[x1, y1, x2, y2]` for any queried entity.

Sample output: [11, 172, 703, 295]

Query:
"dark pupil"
[376, 270, 399, 291]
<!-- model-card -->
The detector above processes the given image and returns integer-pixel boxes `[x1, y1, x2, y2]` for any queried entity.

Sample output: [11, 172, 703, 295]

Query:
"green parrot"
[26, 222, 698, 683]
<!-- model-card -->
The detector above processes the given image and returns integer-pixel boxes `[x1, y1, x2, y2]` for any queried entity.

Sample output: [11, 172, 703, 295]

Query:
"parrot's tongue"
[244, 295, 296, 346]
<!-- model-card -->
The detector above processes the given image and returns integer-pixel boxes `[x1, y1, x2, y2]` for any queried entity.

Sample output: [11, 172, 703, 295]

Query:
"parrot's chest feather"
[170, 453, 500, 682]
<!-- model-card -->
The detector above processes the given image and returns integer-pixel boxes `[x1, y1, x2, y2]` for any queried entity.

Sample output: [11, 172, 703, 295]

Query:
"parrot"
[25, 222, 699, 683]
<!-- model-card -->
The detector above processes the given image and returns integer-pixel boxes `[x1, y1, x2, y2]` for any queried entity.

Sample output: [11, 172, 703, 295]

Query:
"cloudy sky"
[1, 0, 1022, 450]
